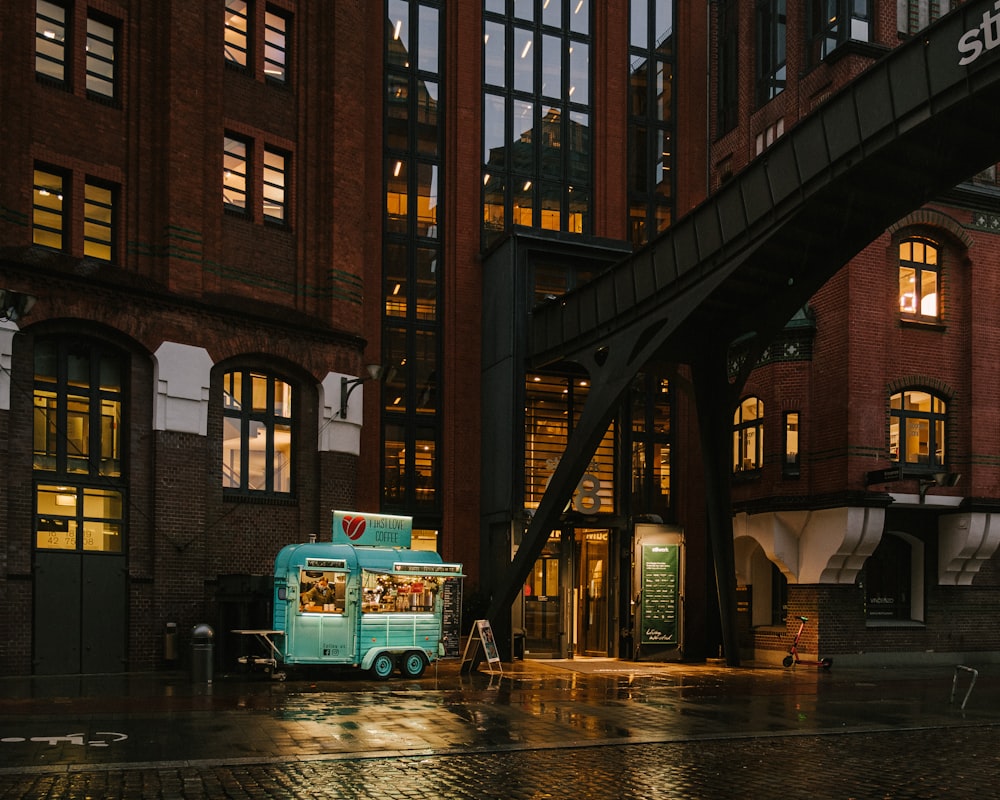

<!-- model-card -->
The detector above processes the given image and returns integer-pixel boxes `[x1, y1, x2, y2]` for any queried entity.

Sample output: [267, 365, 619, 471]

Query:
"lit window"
[222, 369, 294, 495]
[36, 0, 67, 83]
[84, 181, 114, 261]
[889, 389, 946, 469]
[225, 0, 250, 68]
[33, 167, 66, 251]
[224, 136, 249, 212]
[86, 15, 117, 99]
[733, 396, 764, 473]
[262, 148, 286, 222]
[32, 337, 123, 479]
[264, 8, 288, 82]
[898, 238, 939, 321]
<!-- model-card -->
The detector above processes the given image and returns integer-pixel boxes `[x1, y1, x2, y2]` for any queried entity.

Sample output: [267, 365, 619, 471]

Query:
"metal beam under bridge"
[483, 0, 1000, 667]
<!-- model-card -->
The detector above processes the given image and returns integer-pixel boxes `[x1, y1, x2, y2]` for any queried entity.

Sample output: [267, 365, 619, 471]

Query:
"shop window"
[783, 411, 800, 478]
[733, 396, 764, 473]
[222, 369, 294, 495]
[898, 238, 940, 321]
[889, 389, 946, 471]
[33, 166, 66, 251]
[860, 532, 924, 623]
[224, 135, 249, 212]
[85, 14, 117, 99]
[806, 0, 871, 66]
[524, 373, 616, 514]
[35, 485, 124, 553]
[36, 0, 68, 85]
[84, 180, 115, 260]
[755, 0, 786, 105]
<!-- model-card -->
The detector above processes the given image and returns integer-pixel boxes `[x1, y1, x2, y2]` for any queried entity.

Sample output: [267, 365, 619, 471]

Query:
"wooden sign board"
[459, 619, 503, 674]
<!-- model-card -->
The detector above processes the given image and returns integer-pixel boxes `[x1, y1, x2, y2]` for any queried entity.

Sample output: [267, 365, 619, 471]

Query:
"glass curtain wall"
[482, 0, 593, 248]
[383, 1, 443, 520]
[524, 374, 615, 516]
[628, 0, 674, 247]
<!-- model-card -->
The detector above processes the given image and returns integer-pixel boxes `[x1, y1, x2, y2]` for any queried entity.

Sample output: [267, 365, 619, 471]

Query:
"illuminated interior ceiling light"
[483, 173, 490, 185]
[574, 0, 584, 13]
[483, 33, 490, 45]
[521, 39, 532, 59]
[393, 19, 402, 40]
[523, 180, 532, 191]
[392, 283, 401, 295]
[393, 161, 403, 177]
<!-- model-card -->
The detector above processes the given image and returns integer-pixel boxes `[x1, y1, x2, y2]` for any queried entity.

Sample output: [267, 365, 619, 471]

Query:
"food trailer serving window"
[298, 568, 348, 614]
[361, 570, 438, 613]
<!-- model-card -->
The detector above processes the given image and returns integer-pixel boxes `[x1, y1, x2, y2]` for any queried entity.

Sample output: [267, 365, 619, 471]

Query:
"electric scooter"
[782, 616, 833, 668]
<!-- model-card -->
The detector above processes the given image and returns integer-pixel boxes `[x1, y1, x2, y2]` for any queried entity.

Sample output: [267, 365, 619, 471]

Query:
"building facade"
[2, 0, 999, 676]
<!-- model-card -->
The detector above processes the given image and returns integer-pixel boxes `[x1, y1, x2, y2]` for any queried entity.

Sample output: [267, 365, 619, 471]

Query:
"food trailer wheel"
[401, 651, 427, 678]
[370, 652, 396, 680]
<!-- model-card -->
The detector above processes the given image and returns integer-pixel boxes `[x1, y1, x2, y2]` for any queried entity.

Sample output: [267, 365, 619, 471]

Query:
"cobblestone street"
[2, 659, 998, 798]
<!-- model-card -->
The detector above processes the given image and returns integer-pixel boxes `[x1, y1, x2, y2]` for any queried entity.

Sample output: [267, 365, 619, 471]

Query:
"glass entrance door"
[524, 533, 561, 656]
[577, 529, 609, 656]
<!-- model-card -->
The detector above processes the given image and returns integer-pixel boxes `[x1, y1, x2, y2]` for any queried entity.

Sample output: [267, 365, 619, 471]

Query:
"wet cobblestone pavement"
[1, 658, 999, 798]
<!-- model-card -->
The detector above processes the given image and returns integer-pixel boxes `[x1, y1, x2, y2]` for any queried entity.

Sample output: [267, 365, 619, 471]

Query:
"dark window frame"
[225, 0, 251, 71]
[85, 11, 118, 101]
[733, 396, 764, 474]
[36, 0, 69, 87]
[898, 237, 941, 323]
[83, 177, 116, 261]
[889, 388, 946, 473]
[755, 0, 786, 106]
[221, 368, 296, 497]
[806, 0, 872, 67]
[33, 164, 68, 252]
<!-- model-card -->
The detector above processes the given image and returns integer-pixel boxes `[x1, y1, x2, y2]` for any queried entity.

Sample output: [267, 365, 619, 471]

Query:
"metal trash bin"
[164, 622, 178, 664]
[191, 623, 214, 683]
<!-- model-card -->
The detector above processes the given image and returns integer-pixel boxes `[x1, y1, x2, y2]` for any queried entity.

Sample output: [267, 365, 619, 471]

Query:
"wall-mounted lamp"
[339, 364, 384, 418]
[0, 290, 37, 323]
[919, 471, 961, 503]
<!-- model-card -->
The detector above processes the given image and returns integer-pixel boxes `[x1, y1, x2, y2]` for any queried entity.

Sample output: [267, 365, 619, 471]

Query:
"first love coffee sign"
[332, 510, 413, 548]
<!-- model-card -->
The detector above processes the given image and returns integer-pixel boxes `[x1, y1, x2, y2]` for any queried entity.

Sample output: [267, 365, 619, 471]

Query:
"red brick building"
[2, 0, 999, 675]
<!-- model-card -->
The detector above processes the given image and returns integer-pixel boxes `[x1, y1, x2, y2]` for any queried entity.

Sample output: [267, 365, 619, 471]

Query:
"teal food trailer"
[235, 512, 463, 679]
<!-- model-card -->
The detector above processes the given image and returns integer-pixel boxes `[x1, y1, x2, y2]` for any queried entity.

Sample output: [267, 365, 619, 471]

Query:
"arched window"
[889, 389, 946, 470]
[32, 336, 126, 553]
[222, 369, 294, 495]
[898, 238, 940, 321]
[733, 396, 764, 473]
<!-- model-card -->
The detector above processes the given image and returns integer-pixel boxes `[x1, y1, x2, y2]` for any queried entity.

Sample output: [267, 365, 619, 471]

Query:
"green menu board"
[640, 544, 679, 646]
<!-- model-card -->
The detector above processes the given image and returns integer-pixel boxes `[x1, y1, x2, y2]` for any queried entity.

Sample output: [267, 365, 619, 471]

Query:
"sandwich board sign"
[460, 619, 503, 674]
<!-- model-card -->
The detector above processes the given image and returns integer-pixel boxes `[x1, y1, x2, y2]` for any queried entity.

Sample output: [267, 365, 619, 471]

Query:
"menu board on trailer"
[639, 543, 680, 646]
[440, 579, 463, 658]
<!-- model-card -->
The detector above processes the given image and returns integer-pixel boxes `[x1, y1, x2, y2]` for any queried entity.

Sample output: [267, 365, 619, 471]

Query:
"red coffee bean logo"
[342, 515, 366, 540]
